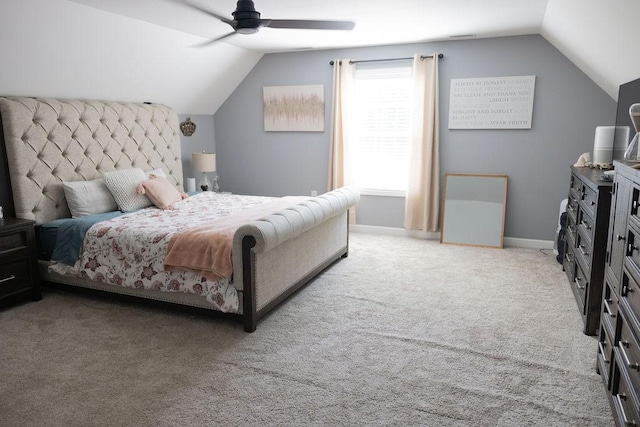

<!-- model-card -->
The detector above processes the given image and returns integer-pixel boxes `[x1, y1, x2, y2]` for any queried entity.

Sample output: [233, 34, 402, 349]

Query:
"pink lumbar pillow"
[137, 175, 187, 210]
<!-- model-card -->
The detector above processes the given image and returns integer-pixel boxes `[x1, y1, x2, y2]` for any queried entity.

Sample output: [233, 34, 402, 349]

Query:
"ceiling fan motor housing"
[233, 0, 262, 33]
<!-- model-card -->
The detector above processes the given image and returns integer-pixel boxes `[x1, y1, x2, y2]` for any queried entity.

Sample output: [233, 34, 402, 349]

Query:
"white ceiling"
[70, 0, 549, 52]
[67, 0, 640, 101]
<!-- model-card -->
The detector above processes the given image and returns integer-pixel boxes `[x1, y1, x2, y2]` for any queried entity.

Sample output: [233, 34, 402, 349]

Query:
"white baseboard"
[503, 237, 554, 250]
[350, 224, 554, 250]
[350, 224, 439, 240]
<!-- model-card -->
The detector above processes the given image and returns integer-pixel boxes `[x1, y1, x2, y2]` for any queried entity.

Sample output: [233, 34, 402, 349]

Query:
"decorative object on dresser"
[597, 160, 640, 425]
[0, 218, 41, 308]
[563, 166, 612, 335]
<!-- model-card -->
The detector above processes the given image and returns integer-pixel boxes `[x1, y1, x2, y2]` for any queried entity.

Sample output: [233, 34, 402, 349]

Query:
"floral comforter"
[49, 192, 275, 313]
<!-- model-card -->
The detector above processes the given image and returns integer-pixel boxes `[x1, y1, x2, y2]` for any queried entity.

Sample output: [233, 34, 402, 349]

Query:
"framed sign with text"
[448, 75, 536, 129]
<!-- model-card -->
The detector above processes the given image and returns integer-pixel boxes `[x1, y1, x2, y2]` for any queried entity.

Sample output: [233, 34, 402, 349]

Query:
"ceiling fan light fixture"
[180, 0, 355, 46]
[236, 26, 260, 35]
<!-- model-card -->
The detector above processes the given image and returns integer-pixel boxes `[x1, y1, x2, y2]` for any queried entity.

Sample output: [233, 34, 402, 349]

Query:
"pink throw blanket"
[164, 196, 308, 281]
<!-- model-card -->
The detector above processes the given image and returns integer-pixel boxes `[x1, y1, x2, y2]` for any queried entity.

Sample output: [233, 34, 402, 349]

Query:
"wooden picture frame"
[440, 174, 508, 248]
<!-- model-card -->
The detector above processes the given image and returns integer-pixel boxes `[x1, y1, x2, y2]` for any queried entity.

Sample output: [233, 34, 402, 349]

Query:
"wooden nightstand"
[0, 218, 41, 307]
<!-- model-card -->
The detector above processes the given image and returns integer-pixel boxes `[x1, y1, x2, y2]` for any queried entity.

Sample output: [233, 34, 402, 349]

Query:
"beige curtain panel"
[328, 59, 357, 224]
[328, 59, 356, 191]
[404, 53, 440, 232]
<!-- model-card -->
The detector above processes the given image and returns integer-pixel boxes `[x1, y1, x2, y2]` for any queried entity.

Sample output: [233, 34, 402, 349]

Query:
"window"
[351, 64, 413, 194]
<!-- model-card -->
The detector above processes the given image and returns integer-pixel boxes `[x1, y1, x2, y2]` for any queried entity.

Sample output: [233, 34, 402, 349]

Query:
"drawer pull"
[615, 393, 635, 427]
[565, 253, 573, 263]
[620, 340, 640, 371]
[0, 274, 16, 283]
[598, 342, 609, 364]
[590, 201, 596, 206]
[629, 243, 639, 254]
[580, 220, 592, 230]
[567, 205, 576, 212]
[603, 299, 616, 318]
[579, 245, 589, 257]
[575, 277, 585, 290]
[618, 234, 627, 241]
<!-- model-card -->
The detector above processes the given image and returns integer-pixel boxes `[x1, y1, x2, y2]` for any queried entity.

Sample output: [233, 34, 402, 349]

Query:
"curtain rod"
[329, 53, 443, 66]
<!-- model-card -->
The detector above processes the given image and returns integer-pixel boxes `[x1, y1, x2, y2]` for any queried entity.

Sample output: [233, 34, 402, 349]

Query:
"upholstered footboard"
[233, 187, 359, 332]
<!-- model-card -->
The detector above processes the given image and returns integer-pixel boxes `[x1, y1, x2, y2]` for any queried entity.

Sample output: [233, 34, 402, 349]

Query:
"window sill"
[358, 188, 406, 198]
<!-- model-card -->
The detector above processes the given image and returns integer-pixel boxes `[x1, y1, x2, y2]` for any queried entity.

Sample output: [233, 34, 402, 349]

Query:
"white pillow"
[63, 179, 118, 217]
[103, 168, 153, 212]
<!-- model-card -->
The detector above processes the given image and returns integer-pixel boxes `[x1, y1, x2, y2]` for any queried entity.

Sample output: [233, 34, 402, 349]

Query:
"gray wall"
[214, 35, 616, 241]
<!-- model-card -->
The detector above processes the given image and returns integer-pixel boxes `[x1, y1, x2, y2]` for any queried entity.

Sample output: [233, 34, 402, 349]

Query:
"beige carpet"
[0, 232, 614, 426]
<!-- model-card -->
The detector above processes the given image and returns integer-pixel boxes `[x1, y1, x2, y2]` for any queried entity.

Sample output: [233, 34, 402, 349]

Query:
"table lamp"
[192, 152, 216, 191]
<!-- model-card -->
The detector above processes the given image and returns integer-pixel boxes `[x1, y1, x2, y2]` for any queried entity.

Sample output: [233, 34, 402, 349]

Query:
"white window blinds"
[352, 65, 413, 192]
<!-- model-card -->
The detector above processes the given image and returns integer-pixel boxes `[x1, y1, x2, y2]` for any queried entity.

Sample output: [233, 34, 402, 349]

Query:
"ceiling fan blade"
[265, 20, 355, 31]
[178, 1, 236, 28]
[191, 32, 237, 48]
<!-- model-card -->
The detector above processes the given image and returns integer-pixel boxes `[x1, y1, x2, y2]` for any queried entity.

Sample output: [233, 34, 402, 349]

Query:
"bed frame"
[0, 97, 358, 332]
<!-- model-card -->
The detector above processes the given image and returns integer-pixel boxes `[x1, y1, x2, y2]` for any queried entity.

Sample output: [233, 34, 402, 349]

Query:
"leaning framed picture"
[263, 84, 324, 132]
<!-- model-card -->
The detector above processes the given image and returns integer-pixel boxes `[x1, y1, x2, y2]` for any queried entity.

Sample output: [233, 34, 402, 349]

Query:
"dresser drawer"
[622, 262, 640, 326]
[602, 276, 619, 336]
[573, 262, 588, 309]
[0, 228, 28, 254]
[629, 185, 640, 232]
[567, 192, 579, 223]
[566, 210, 578, 245]
[575, 229, 592, 271]
[0, 257, 31, 298]
[577, 209, 595, 244]
[627, 225, 640, 274]
[612, 355, 640, 427]
[570, 173, 583, 197]
[597, 317, 614, 388]
[563, 248, 576, 284]
[619, 305, 640, 391]
[580, 184, 598, 218]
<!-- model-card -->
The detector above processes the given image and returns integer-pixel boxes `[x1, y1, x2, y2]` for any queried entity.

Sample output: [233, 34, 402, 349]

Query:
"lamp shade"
[192, 152, 216, 172]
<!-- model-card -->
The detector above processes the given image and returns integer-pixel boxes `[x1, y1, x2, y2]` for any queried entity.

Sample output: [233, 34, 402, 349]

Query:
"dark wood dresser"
[563, 166, 613, 336]
[0, 217, 41, 307]
[597, 161, 640, 425]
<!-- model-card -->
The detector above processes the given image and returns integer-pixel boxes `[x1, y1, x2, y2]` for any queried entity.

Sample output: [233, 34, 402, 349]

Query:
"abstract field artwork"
[263, 85, 324, 132]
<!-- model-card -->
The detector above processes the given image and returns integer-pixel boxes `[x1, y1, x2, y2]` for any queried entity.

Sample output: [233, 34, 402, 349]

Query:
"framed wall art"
[263, 84, 324, 132]
[448, 75, 536, 129]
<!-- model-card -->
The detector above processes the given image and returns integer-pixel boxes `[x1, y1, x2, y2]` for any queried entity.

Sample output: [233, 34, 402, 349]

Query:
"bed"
[0, 96, 359, 332]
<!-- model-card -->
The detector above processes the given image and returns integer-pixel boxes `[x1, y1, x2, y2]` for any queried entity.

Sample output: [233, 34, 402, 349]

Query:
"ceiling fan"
[181, 0, 356, 46]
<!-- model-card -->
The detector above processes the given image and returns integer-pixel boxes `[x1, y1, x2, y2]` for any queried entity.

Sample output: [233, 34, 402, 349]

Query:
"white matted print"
[448, 75, 536, 129]
[263, 85, 324, 132]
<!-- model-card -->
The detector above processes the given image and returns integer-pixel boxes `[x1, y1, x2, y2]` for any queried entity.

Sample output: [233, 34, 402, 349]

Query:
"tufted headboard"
[0, 97, 183, 225]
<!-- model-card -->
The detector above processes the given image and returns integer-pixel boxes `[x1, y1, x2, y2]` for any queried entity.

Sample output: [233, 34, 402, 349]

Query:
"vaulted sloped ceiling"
[541, 0, 640, 100]
[0, 0, 263, 114]
[2, 0, 639, 115]
[67, 0, 640, 102]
